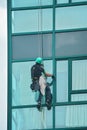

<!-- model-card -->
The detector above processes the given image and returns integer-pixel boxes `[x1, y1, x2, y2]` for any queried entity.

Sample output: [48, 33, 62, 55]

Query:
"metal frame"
[7, 0, 12, 130]
[8, 0, 87, 130]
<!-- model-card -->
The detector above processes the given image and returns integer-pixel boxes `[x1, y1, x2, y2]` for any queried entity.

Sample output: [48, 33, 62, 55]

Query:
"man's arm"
[45, 72, 53, 77]
[41, 65, 55, 78]
[45, 72, 55, 79]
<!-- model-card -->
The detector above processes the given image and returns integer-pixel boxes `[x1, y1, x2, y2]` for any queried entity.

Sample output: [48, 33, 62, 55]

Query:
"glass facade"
[8, 0, 87, 130]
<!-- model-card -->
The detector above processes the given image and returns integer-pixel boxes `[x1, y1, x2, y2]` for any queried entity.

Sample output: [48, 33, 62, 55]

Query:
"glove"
[52, 75, 55, 79]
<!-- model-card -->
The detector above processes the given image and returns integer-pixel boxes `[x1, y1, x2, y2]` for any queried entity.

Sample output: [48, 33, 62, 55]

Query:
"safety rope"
[38, 0, 43, 58]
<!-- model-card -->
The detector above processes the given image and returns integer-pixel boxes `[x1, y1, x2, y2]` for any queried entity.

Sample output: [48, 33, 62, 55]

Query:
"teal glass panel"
[12, 0, 53, 8]
[12, 34, 52, 60]
[56, 5, 87, 30]
[12, 60, 53, 106]
[56, 31, 87, 57]
[72, 60, 87, 90]
[57, 0, 68, 4]
[12, 9, 52, 33]
[56, 61, 68, 102]
[12, 107, 53, 130]
[55, 105, 87, 128]
[72, 0, 87, 2]
[71, 94, 87, 101]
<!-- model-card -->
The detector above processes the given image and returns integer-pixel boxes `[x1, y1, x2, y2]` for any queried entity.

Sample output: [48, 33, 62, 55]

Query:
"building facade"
[8, 0, 87, 130]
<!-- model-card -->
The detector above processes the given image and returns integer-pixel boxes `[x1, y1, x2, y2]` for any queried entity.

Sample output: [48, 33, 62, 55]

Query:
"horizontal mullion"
[12, 104, 38, 109]
[56, 1, 87, 8]
[12, 57, 52, 63]
[12, 103, 54, 109]
[55, 28, 87, 33]
[56, 101, 87, 106]
[12, 31, 53, 36]
[11, 5, 53, 11]
[55, 127, 87, 130]
[12, 28, 87, 36]
[71, 90, 87, 94]
[55, 56, 87, 60]
[12, 101, 87, 109]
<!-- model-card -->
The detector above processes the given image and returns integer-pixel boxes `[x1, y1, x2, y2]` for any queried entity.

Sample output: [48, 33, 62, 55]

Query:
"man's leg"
[37, 90, 43, 111]
[45, 86, 52, 110]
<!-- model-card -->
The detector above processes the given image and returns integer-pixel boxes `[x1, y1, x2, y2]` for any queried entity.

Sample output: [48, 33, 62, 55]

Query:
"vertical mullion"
[7, 0, 12, 130]
[69, 0, 72, 3]
[68, 59, 72, 102]
[52, 0, 56, 129]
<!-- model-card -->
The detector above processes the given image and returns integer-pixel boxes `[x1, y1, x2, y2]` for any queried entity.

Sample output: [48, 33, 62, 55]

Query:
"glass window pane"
[12, 10, 38, 33]
[57, 0, 68, 4]
[56, 61, 68, 102]
[56, 31, 87, 57]
[72, 60, 87, 90]
[42, 9, 52, 31]
[12, 9, 52, 33]
[12, 107, 53, 130]
[55, 105, 87, 128]
[12, 35, 42, 60]
[71, 94, 87, 101]
[43, 34, 52, 58]
[12, 34, 52, 60]
[56, 5, 87, 30]
[72, 0, 87, 2]
[12, 60, 53, 106]
[12, 0, 53, 8]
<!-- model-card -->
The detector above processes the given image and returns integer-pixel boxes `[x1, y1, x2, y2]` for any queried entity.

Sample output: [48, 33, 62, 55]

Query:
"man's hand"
[52, 75, 55, 79]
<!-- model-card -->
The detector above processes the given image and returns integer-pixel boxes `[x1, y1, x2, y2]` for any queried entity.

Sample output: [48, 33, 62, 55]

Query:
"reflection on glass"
[55, 105, 87, 128]
[12, 33, 52, 60]
[56, 5, 87, 30]
[12, 107, 53, 130]
[56, 31, 87, 57]
[12, 34, 42, 60]
[12, 9, 52, 33]
[12, 60, 52, 106]
[72, 60, 87, 90]
[57, 0, 68, 4]
[56, 61, 68, 102]
[71, 94, 87, 101]
[12, 0, 53, 8]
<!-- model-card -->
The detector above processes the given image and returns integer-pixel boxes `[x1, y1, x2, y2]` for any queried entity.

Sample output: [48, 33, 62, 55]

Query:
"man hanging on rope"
[30, 57, 55, 111]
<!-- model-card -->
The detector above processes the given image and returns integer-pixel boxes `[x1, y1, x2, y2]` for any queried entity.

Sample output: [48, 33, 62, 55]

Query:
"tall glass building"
[8, 0, 87, 130]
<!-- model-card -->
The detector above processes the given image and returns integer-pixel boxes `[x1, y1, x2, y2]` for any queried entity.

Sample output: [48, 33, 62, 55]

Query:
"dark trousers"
[37, 86, 52, 104]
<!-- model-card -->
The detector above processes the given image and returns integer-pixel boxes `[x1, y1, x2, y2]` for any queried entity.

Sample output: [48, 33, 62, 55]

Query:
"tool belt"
[30, 77, 40, 91]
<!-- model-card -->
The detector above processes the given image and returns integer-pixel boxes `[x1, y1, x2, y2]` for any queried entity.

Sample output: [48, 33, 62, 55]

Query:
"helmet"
[35, 57, 43, 64]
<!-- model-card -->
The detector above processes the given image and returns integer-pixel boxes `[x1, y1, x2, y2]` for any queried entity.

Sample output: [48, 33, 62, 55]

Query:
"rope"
[38, 0, 43, 58]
